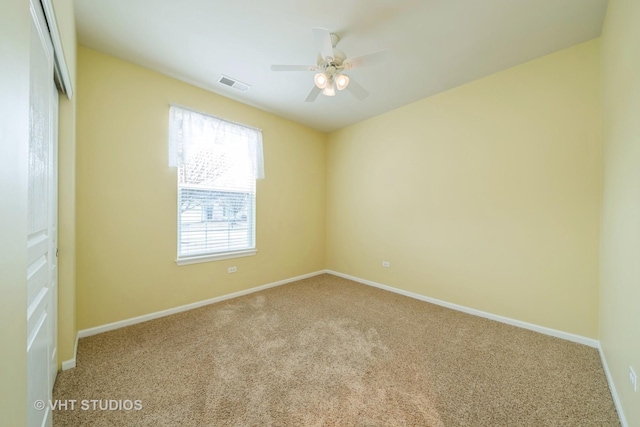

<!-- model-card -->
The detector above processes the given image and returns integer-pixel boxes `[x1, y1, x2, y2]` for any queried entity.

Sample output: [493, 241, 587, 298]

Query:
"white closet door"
[26, 1, 58, 426]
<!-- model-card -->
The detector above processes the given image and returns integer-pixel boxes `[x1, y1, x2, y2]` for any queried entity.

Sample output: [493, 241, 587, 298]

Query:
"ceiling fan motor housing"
[317, 48, 347, 75]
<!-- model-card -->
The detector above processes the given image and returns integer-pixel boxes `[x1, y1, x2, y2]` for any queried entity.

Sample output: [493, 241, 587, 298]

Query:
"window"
[169, 105, 264, 265]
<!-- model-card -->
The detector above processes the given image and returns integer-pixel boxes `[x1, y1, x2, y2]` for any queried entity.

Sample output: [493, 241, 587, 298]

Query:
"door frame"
[39, 0, 73, 99]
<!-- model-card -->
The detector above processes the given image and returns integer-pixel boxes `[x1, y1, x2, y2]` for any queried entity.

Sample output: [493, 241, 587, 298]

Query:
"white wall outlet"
[630, 367, 637, 392]
[228, 266, 237, 273]
[382, 261, 390, 268]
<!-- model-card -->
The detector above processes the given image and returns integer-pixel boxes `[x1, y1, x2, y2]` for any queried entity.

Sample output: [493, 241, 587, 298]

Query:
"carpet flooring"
[53, 274, 620, 426]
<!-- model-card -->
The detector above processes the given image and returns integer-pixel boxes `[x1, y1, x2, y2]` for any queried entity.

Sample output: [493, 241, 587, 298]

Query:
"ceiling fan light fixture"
[336, 74, 350, 90]
[271, 27, 381, 102]
[314, 72, 328, 89]
[323, 80, 336, 96]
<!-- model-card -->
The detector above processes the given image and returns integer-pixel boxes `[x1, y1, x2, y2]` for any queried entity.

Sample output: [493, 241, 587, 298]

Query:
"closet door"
[26, 1, 58, 426]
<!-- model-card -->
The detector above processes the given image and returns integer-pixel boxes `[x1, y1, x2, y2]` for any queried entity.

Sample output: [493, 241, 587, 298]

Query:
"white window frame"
[170, 105, 262, 266]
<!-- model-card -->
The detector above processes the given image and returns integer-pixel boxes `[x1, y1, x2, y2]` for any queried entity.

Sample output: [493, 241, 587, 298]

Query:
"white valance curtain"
[168, 105, 264, 180]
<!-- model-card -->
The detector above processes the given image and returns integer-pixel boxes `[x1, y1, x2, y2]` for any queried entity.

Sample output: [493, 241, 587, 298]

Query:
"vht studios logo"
[34, 399, 143, 411]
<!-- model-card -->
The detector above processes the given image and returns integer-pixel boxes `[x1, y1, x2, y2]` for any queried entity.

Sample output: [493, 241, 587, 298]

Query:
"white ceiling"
[74, 0, 608, 132]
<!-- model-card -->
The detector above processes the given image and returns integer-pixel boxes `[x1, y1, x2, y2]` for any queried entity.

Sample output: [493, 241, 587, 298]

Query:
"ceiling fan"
[271, 28, 389, 102]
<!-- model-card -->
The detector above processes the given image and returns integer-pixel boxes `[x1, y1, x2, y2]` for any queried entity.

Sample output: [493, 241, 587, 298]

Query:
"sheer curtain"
[168, 105, 264, 180]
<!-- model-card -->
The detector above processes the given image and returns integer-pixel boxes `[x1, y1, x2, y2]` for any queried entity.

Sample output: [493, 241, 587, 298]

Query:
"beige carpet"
[53, 274, 620, 426]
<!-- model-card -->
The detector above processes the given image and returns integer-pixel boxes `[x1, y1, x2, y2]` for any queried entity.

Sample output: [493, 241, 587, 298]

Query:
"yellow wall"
[0, 0, 30, 424]
[327, 40, 601, 338]
[76, 47, 326, 330]
[52, 0, 78, 367]
[600, 1, 640, 424]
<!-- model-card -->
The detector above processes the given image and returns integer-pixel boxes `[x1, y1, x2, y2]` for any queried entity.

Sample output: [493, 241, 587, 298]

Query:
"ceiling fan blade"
[312, 27, 334, 60]
[271, 65, 318, 71]
[346, 78, 369, 100]
[343, 50, 390, 69]
[305, 85, 322, 102]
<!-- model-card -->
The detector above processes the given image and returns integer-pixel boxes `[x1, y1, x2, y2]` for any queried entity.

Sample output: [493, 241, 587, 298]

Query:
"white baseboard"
[326, 270, 599, 348]
[64, 269, 624, 424]
[597, 343, 628, 427]
[329, 270, 626, 425]
[61, 333, 79, 371]
[77, 270, 326, 339]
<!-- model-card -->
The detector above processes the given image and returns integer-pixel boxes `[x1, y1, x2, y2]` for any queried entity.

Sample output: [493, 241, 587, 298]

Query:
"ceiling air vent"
[217, 75, 250, 92]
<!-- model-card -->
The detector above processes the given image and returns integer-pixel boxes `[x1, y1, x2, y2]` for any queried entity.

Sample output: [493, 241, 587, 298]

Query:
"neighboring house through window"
[169, 105, 264, 265]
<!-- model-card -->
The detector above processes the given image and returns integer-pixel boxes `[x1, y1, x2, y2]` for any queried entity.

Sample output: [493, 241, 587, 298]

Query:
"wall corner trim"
[61, 333, 79, 371]
[325, 270, 599, 348]
[76, 270, 328, 340]
[598, 343, 629, 427]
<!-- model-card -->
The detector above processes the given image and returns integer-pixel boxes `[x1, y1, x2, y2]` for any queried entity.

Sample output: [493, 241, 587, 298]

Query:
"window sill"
[175, 249, 257, 266]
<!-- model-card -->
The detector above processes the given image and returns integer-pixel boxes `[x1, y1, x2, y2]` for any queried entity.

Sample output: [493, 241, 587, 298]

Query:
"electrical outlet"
[228, 266, 237, 273]
[630, 367, 637, 392]
[382, 261, 390, 268]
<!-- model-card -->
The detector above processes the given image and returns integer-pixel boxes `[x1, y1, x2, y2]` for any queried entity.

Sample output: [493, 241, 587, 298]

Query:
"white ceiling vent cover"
[218, 75, 250, 92]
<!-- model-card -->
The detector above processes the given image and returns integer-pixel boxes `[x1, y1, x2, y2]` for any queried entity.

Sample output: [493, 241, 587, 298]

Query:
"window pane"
[178, 187, 255, 256]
